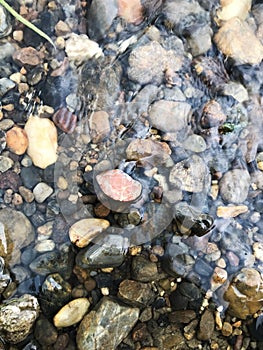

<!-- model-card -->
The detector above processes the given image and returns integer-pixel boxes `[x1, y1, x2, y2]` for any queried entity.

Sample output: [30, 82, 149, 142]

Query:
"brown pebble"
[6, 126, 28, 155]
[0, 170, 22, 191]
[94, 203, 110, 217]
[11, 193, 23, 206]
[52, 107, 77, 134]
[53, 334, 69, 350]
[118, 0, 144, 24]
[84, 278, 96, 292]
[201, 100, 227, 128]
[12, 47, 44, 67]
[149, 253, 158, 262]
[222, 321, 233, 337]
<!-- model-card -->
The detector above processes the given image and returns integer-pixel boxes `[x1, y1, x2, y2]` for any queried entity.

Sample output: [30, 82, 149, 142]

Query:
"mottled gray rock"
[182, 134, 207, 153]
[34, 316, 58, 347]
[0, 156, 14, 172]
[76, 296, 139, 350]
[128, 41, 183, 85]
[169, 155, 210, 193]
[149, 100, 191, 133]
[0, 5, 12, 38]
[0, 294, 40, 344]
[219, 169, 250, 204]
[0, 208, 34, 266]
[0, 78, 16, 97]
[86, 0, 118, 41]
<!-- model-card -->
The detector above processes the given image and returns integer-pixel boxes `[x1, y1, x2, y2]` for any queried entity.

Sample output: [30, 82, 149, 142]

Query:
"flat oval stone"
[53, 298, 90, 328]
[96, 169, 142, 202]
[69, 218, 110, 248]
[6, 126, 28, 155]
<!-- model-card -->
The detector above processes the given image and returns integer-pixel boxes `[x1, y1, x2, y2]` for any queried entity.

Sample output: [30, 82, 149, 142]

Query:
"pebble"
[33, 182, 53, 203]
[0, 156, 13, 172]
[65, 33, 103, 65]
[149, 100, 191, 133]
[0, 118, 14, 130]
[253, 242, 263, 262]
[34, 316, 58, 346]
[221, 322, 233, 337]
[96, 169, 142, 205]
[89, 110, 111, 142]
[69, 218, 110, 248]
[219, 169, 250, 204]
[6, 126, 28, 155]
[131, 256, 158, 282]
[118, 0, 144, 24]
[224, 267, 263, 319]
[118, 279, 155, 306]
[0, 208, 34, 266]
[182, 134, 207, 153]
[216, 0, 252, 23]
[35, 239, 55, 253]
[197, 309, 215, 341]
[214, 17, 263, 65]
[0, 5, 11, 38]
[128, 41, 183, 85]
[0, 78, 16, 97]
[53, 298, 90, 328]
[12, 46, 44, 67]
[217, 205, 248, 218]
[0, 294, 39, 344]
[169, 155, 209, 193]
[52, 107, 77, 134]
[55, 20, 71, 37]
[24, 115, 58, 169]
[76, 296, 139, 350]
[0, 170, 22, 191]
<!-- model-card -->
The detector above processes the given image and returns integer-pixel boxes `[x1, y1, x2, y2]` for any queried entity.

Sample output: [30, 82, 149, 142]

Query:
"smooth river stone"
[24, 115, 57, 169]
[69, 218, 110, 248]
[53, 298, 90, 327]
[96, 169, 142, 202]
[6, 126, 28, 155]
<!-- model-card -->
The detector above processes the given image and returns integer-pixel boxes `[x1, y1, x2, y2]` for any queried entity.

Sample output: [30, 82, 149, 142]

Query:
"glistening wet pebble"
[1, 0, 263, 349]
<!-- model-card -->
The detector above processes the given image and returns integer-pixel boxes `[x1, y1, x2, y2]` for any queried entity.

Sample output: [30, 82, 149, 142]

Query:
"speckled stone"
[0, 156, 14, 172]
[76, 296, 139, 350]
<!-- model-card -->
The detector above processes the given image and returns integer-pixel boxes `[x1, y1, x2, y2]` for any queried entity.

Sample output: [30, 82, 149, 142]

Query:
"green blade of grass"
[0, 0, 56, 49]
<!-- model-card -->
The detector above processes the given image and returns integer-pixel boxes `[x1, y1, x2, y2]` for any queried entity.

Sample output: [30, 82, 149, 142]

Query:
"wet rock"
[96, 169, 142, 211]
[69, 218, 110, 248]
[182, 134, 207, 153]
[168, 309, 196, 324]
[126, 138, 172, 165]
[76, 296, 139, 350]
[197, 309, 214, 341]
[20, 166, 41, 189]
[35, 239, 56, 253]
[118, 279, 155, 306]
[0, 156, 13, 172]
[224, 267, 263, 319]
[0, 294, 39, 344]
[34, 316, 58, 346]
[0, 77, 15, 97]
[89, 110, 111, 143]
[0, 208, 34, 266]
[40, 273, 72, 317]
[216, 0, 252, 23]
[53, 298, 90, 328]
[52, 107, 77, 134]
[149, 100, 191, 133]
[12, 47, 44, 67]
[187, 25, 212, 56]
[6, 126, 28, 155]
[29, 244, 74, 278]
[0, 5, 11, 38]
[131, 256, 158, 282]
[214, 17, 263, 65]
[201, 100, 227, 128]
[118, 0, 144, 24]
[217, 205, 248, 218]
[65, 33, 103, 65]
[86, 0, 118, 41]
[169, 155, 209, 193]
[19, 186, 34, 203]
[222, 82, 249, 103]
[33, 182, 53, 203]
[128, 41, 183, 85]
[24, 115, 58, 169]
[219, 169, 250, 204]
[76, 233, 126, 268]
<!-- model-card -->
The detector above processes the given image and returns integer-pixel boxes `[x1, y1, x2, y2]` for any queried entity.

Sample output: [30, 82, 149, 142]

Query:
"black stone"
[21, 166, 42, 189]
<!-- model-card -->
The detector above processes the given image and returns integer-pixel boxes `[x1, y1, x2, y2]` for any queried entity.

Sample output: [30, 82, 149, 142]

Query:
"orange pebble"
[6, 126, 28, 155]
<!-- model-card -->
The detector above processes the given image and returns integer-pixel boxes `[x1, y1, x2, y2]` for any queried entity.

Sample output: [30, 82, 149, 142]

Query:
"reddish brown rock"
[118, 0, 144, 24]
[6, 126, 28, 155]
[96, 169, 142, 202]
[201, 100, 227, 128]
[89, 111, 110, 142]
[12, 47, 44, 67]
[53, 107, 77, 134]
[0, 170, 22, 191]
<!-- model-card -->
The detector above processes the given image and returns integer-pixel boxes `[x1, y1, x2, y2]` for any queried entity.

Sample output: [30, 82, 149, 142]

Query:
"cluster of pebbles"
[2, 0, 263, 349]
